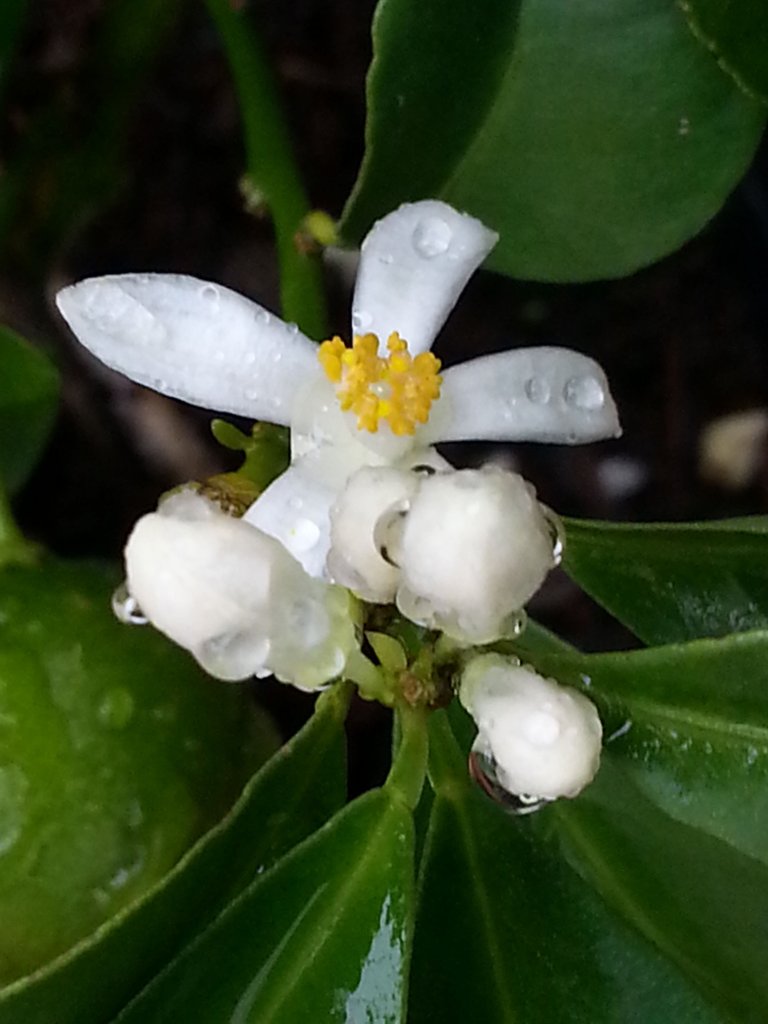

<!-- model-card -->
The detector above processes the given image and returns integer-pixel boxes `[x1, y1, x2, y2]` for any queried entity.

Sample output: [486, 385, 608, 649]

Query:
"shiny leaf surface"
[0, 562, 347, 1021]
[0, 326, 59, 493]
[563, 517, 768, 644]
[115, 787, 413, 1024]
[680, 0, 768, 104]
[409, 712, 720, 1023]
[341, 0, 764, 281]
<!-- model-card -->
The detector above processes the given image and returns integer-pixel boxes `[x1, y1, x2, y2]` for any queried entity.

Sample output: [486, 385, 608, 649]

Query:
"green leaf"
[679, 0, 768, 105]
[0, 326, 59, 493]
[341, 0, 765, 282]
[409, 712, 720, 1023]
[557, 759, 768, 1023]
[114, 787, 413, 1023]
[0, 561, 347, 1021]
[528, 630, 768, 869]
[562, 517, 768, 644]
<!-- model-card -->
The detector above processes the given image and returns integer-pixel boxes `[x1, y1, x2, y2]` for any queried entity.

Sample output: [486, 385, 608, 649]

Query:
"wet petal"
[56, 273, 320, 424]
[351, 200, 498, 355]
[243, 445, 372, 578]
[421, 347, 621, 445]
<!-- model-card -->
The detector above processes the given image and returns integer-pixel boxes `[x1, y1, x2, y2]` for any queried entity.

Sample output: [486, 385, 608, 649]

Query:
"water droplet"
[287, 322, 299, 335]
[412, 217, 452, 258]
[111, 583, 148, 625]
[352, 309, 373, 332]
[678, 116, 690, 136]
[254, 309, 272, 325]
[373, 500, 410, 567]
[378, 252, 394, 265]
[468, 748, 549, 816]
[289, 518, 321, 552]
[502, 609, 527, 638]
[525, 376, 551, 403]
[541, 506, 565, 566]
[98, 688, 135, 730]
[200, 284, 219, 305]
[288, 495, 303, 510]
[563, 375, 605, 411]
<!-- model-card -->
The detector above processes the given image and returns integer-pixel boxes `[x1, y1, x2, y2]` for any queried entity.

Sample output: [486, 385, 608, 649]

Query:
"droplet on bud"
[112, 583, 148, 625]
[541, 506, 565, 566]
[468, 747, 550, 816]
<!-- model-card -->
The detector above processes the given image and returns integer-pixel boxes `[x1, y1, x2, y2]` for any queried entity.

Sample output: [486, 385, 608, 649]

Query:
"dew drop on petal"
[200, 284, 220, 307]
[287, 323, 299, 335]
[412, 217, 452, 258]
[290, 518, 322, 552]
[541, 506, 565, 566]
[112, 582, 148, 625]
[352, 309, 373, 332]
[563, 375, 605, 411]
[524, 376, 551, 404]
[378, 252, 394, 265]
[468, 748, 549, 816]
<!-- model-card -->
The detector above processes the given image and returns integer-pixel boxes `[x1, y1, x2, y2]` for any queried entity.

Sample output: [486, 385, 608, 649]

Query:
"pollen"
[317, 332, 442, 435]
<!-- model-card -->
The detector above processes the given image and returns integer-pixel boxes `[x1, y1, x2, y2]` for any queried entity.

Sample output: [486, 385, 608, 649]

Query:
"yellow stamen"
[317, 331, 442, 434]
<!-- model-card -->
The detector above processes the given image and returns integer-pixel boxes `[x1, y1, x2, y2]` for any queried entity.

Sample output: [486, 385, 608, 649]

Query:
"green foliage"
[0, 557, 276, 988]
[341, 0, 765, 282]
[563, 517, 768, 644]
[680, 0, 768, 105]
[0, 327, 59, 495]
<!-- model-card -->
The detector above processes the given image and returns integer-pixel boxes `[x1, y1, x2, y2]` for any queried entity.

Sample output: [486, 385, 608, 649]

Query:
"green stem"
[0, 480, 37, 568]
[204, 0, 328, 338]
[386, 703, 428, 810]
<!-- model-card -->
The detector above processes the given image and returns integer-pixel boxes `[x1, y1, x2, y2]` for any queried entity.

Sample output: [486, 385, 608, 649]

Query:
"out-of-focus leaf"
[341, 0, 764, 282]
[115, 786, 413, 1024]
[529, 630, 768, 868]
[204, 0, 327, 337]
[680, 0, 768, 105]
[557, 759, 768, 1024]
[409, 711, 720, 1023]
[0, 559, 347, 1021]
[0, 326, 59, 493]
[563, 517, 768, 644]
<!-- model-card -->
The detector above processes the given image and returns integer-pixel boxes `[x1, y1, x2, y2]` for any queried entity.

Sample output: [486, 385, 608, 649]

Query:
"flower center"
[317, 332, 442, 435]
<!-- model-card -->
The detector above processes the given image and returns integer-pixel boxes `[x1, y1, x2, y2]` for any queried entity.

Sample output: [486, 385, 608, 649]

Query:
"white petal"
[421, 347, 621, 445]
[460, 656, 602, 800]
[243, 446, 371, 577]
[351, 201, 498, 355]
[56, 273, 320, 424]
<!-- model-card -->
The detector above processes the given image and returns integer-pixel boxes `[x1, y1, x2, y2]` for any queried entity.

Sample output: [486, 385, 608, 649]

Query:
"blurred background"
[3, 0, 768, 776]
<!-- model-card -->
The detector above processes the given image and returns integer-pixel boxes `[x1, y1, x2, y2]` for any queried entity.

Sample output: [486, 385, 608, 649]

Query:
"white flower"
[460, 654, 603, 802]
[120, 488, 357, 688]
[56, 200, 620, 584]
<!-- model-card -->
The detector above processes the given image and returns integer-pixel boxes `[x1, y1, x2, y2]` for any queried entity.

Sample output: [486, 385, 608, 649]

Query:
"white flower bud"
[460, 655, 602, 802]
[391, 467, 556, 643]
[326, 466, 420, 602]
[124, 490, 357, 689]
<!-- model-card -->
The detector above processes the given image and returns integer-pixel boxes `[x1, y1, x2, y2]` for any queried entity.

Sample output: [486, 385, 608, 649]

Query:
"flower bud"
[460, 655, 602, 802]
[391, 467, 556, 643]
[124, 489, 357, 689]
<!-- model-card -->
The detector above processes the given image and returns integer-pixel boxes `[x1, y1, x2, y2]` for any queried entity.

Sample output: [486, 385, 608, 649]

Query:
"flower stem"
[386, 703, 428, 810]
[204, 0, 328, 339]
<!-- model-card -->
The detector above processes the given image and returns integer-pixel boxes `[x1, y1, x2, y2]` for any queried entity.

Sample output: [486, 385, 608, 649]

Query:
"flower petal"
[243, 446, 370, 577]
[351, 201, 498, 355]
[56, 273, 319, 424]
[421, 347, 621, 445]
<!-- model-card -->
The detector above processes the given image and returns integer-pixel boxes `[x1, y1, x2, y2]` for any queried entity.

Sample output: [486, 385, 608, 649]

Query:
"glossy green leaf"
[0, 326, 59, 493]
[680, 0, 768, 105]
[341, 0, 764, 282]
[409, 712, 720, 1023]
[0, 561, 348, 1022]
[529, 630, 768, 869]
[557, 759, 768, 1024]
[563, 517, 768, 644]
[115, 786, 414, 1024]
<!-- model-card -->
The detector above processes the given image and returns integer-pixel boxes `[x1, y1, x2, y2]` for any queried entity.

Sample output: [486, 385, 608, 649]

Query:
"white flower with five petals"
[57, 201, 620, 590]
